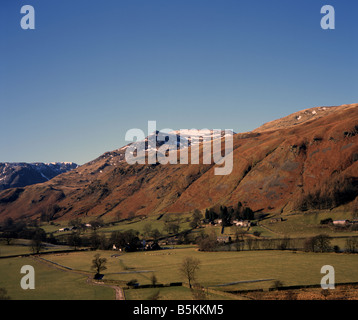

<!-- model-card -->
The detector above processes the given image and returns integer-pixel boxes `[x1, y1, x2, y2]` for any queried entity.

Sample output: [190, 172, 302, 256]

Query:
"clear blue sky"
[1, 0, 357, 165]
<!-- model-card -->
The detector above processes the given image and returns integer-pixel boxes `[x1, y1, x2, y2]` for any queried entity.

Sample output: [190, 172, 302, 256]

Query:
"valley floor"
[1, 246, 358, 300]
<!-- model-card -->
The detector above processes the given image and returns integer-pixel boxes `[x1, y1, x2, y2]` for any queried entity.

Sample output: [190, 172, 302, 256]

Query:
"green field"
[0, 239, 74, 257]
[1, 208, 358, 300]
[259, 210, 357, 238]
[38, 209, 358, 248]
[1, 246, 357, 300]
[0, 256, 114, 300]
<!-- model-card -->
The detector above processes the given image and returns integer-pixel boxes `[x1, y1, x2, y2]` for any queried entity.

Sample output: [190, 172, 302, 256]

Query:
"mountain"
[253, 105, 354, 133]
[0, 103, 357, 223]
[0, 162, 78, 191]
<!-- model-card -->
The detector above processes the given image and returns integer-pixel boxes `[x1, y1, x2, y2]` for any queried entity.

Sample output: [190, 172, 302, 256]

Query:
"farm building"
[233, 220, 251, 227]
[333, 220, 349, 226]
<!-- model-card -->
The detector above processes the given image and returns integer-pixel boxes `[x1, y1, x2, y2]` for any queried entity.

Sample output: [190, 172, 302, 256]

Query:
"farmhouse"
[58, 226, 77, 232]
[58, 227, 70, 232]
[233, 220, 251, 227]
[333, 220, 349, 226]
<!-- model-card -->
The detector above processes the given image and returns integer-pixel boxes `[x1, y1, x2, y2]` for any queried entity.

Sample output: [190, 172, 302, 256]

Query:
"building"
[332, 220, 349, 226]
[233, 220, 251, 227]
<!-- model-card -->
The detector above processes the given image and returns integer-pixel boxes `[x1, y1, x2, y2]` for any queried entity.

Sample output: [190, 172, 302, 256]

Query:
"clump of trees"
[163, 214, 181, 234]
[65, 229, 142, 252]
[109, 229, 141, 252]
[303, 234, 332, 253]
[142, 223, 162, 241]
[0, 217, 54, 253]
[204, 202, 254, 226]
[190, 209, 203, 229]
[345, 237, 358, 253]
[196, 230, 217, 251]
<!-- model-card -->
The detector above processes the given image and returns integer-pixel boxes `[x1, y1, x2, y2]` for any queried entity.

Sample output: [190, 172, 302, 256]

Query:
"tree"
[243, 207, 254, 220]
[314, 234, 331, 252]
[278, 236, 291, 250]
[206, 208, 218, 223]
[235, 202, 243, 220]
[196, 230, 217, 251]
[271, 280, 284, 290]
[246, 238, 254, 251]
[2, 231, 15, 245]
[304, 234, 332, 252]
[91, 253, 107, 277]
[219, 206, 231, 226]
[150, 273, 158, 287]
[67, 232, 82, 250]
[234, 227, 246, 251]
[31, 228, 46, 254]
[89, 218, 104, 231]
[190, 209, 203, 229]
[179, 257, 201, 289]
[164, 220, 180, 234]
[89, 231, 101, 250]
[345, 237, 358, 253]
[205, 209, 210, 221]
[143, 223, 152, 238]
[150, 229, 162, 241]
[109, 230, 140, 252]
[352, 197, 358, 219]
[69, 217, 84, 233]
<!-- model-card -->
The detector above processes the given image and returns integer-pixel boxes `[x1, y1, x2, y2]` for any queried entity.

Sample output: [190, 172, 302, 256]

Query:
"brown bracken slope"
[1, 103, 358, 222]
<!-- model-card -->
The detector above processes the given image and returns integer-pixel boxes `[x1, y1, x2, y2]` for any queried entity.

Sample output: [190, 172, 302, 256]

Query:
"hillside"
[0, 103, 357, 223]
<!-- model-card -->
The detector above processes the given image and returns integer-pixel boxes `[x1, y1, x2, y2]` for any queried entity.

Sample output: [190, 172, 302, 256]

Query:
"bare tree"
[91, 253, 107, 278]
[150, 273, 158, 287]
[179, 257, 201, 288]
[31, 228, 46, 254]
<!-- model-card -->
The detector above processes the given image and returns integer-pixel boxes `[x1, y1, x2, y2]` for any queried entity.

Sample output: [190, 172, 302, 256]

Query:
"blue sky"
[1, 0, 357, 165]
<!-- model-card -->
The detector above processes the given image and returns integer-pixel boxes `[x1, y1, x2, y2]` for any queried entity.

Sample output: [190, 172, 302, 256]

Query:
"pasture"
[2, 246, 357, 300]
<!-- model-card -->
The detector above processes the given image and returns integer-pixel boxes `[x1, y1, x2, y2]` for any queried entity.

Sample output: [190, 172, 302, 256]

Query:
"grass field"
[1, 208, 358, 300]
[0, 239, 74, 257]
[40, 209, 358, 246]
[39, 212, 194, 246]
[0, 256, 114, 300]
[259, 210, 357, 238]
[2, 247, 356, 300]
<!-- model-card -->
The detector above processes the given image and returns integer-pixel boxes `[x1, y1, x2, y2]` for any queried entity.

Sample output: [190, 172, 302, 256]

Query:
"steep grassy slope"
[0, 103, 357, 223]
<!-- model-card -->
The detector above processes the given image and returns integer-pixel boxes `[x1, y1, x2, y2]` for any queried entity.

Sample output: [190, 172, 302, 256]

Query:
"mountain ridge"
[0, 103, 357, 223]
[0, 162, 78, 191]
